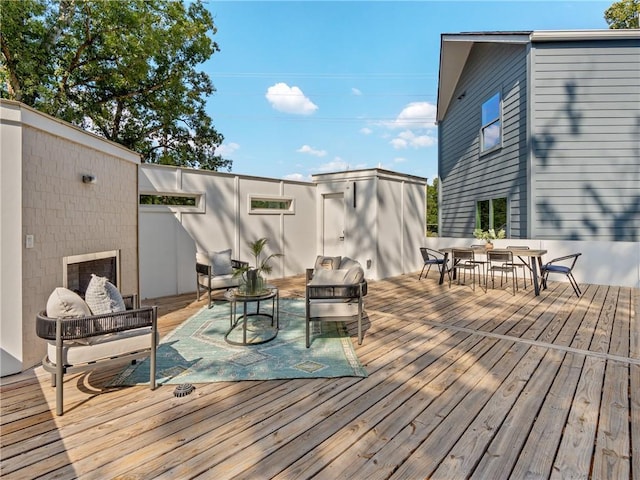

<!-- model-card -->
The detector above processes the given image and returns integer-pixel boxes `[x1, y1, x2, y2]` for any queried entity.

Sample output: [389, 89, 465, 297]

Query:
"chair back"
[420, 247, 444, 262]
[487, 249, 513, 265]
[452, 248, 474, 263]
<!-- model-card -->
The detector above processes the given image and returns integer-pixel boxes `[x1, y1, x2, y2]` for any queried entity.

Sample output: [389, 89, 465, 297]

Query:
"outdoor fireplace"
[63, 250, 120, 297]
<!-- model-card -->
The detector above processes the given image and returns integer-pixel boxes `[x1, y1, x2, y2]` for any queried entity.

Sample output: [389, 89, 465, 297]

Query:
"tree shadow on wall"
[532, 81, 640, 241]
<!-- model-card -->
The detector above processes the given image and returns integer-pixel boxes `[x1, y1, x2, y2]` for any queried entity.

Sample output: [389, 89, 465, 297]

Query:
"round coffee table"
[223, 286, 279, 345]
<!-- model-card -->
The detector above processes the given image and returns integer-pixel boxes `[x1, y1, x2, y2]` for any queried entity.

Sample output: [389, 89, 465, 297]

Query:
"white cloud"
[297, 145, 327, 157]
[390, 130, 437, 150]
[393, 157, 407, 163]
[351, 87, 362, 96]
[360, 127, 372, 135]
[265, 82, 318, 115]
[216, 142, 240, 157]
[390, 102, 437, 130]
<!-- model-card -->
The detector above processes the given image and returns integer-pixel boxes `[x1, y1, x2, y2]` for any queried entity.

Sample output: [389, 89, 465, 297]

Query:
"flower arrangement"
[234, 237, 283, 294]
[473, 228, 506, 242]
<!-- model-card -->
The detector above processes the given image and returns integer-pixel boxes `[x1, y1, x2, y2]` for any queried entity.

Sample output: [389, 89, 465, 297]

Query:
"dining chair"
[541, 253, 582, 297]
[469, 244, 489, 285]
[487, 249, 518, 295]
[450, 249, 483, 291]
[418, 247, 449, 281]
[507, 245, 533, 289]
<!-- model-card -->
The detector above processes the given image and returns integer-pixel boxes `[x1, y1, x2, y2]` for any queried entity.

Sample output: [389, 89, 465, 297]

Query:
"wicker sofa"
[36, 280, 157, 416]
[305, 256, 368, 347]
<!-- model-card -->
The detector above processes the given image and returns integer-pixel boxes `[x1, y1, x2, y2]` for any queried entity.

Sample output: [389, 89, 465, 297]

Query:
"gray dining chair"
[487, 249, 518, 295]
[541, 253, 582, 297]
[507, 245, 533, 289]
[450, 248, 483, 291]
[419, 247, 449, 281]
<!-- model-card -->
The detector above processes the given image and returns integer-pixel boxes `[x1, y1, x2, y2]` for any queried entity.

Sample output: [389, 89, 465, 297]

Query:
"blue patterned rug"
[110, 298, 367, 385]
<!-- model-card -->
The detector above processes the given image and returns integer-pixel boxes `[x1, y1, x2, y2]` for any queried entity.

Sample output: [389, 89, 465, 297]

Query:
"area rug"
[109, 298, 367, 386]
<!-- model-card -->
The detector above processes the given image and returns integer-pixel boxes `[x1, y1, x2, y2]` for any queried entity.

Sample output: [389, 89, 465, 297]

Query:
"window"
[480, 92, 501, 153]
[476, 197, 507, 231]
[140, 194, 197, 206]
[248, 195, 294, 214]
[139, 192, 204, 213]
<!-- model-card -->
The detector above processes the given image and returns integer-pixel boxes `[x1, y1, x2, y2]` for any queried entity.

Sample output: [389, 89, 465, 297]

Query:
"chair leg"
[567, 273, 582, 297]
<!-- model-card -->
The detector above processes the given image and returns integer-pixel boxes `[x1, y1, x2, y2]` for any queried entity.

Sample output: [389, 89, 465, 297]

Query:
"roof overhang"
[436, 32, 530, 123]
[435, 29, 639, 123]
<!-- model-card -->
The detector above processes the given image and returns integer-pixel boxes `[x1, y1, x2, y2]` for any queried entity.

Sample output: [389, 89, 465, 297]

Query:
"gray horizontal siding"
[439, 42, 528, 239]
[530, 38, 640, 242]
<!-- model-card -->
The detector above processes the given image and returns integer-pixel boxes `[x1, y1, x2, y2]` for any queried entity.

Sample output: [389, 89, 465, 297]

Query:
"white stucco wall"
[139, 165, 317, 299]
[314, 169, 427, 280]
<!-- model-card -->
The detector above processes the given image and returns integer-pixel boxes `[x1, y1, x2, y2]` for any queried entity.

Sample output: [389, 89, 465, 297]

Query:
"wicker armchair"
[36, 294, 157, 416]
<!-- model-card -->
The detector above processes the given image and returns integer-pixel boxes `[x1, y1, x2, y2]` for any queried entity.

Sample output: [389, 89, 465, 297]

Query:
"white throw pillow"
[314, 255, 341, 271]
[46, 287, 92, 318]
[211, 249, 233, 275]
[85, 274, 126, 315]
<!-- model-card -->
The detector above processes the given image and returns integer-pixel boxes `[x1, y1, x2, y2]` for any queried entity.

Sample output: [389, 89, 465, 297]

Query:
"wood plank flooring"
[1, 271, 638, 479]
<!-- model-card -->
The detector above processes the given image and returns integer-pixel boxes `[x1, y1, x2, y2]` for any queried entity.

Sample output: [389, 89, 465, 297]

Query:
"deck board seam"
[365, 307, 640, 366]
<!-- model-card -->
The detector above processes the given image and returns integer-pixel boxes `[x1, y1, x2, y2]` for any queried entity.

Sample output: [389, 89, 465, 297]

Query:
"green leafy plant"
[473, 228, 506, 242]
[236, 237, 283, 277]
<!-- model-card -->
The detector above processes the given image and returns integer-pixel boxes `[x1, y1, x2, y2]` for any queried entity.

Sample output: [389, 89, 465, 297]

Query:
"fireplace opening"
[63, 250, 120, 297]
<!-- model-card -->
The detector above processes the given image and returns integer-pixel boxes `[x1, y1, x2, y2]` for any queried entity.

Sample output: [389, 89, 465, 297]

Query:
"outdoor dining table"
[437, 247, 548, 296]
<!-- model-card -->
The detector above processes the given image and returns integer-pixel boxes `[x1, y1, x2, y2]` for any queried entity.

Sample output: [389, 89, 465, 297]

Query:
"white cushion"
[314, 255, 341, 271]
[309, 298, 362, 318]
[85, 274, 125, 315]
[310, 266, 364, 286]
[46, 288, 92, 318]
[47, 327, 153, 364]
[197, 272, 241, 289]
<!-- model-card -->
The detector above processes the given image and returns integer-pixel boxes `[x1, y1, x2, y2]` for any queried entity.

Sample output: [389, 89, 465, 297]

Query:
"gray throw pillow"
[211, 249, 233, 275]
[85, 274, 126, 315]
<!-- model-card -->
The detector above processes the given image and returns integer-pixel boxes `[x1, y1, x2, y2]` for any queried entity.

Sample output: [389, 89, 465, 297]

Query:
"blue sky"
[204, 1, 612, 183]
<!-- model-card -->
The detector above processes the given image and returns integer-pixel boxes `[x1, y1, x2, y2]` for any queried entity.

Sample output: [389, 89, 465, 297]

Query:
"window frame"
[139, 191, 205, 213]
[248, 194, 295, 215]
[480, 91, 502, 154]
[475, 196, 508, 233]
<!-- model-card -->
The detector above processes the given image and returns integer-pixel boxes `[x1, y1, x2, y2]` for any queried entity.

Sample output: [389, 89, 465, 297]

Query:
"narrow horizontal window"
[139, 191, 205, 213]
[140, 194, 197, 206]
[248, 195, 295, 214]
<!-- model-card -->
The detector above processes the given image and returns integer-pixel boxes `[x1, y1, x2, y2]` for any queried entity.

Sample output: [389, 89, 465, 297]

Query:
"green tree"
[1, 0, 231, 170]
[426, 177, 439, 236]
[604, 0, 640, 28]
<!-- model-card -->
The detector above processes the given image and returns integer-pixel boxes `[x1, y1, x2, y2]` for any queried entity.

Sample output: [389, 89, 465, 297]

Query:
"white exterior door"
[322, 193, 345, 256]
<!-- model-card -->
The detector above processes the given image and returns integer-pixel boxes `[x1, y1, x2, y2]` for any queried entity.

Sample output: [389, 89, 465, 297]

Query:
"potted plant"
[235, 237, 283, 294]
[473, 228, 506, 249]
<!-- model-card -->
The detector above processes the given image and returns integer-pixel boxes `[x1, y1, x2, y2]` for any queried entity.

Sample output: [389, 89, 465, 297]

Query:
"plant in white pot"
[235, 237, 283, 294]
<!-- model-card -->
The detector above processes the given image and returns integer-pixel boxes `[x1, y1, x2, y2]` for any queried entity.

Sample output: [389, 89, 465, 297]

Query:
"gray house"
[436, 30, 639, 241]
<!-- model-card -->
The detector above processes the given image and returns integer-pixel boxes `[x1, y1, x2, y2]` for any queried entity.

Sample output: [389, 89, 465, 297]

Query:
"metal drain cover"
[173, 383, 195, 397]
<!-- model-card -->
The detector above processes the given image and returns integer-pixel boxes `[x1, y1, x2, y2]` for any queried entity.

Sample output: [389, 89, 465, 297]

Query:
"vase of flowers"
[473, 228, 506, 250]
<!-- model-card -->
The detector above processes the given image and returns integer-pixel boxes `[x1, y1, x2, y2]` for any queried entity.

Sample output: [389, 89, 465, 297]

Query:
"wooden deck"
[2, 272, 638, 479]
